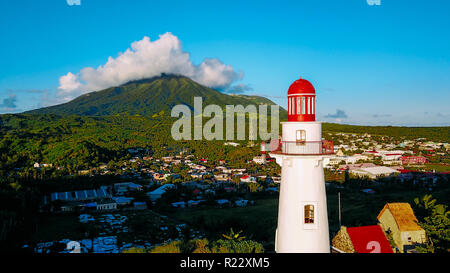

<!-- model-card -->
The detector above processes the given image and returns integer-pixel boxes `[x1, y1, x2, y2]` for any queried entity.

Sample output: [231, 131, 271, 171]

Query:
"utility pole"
[338, 192, 342, 228]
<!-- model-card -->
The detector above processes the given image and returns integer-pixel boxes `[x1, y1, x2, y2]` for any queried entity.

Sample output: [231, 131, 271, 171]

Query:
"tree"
[414, 195, 450, 253]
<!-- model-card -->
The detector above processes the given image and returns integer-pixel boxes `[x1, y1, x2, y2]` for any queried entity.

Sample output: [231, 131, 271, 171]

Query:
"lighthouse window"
[312, 98, 315, 114]
[304, 205, 314, 224]
[307, 97, 311, 114]
[288, 97, 291, 114]
[296, 97, 301, 115]
[292, 97, 295, 115]
[296, 130, 306, 145]
[301, 97, 306, 114]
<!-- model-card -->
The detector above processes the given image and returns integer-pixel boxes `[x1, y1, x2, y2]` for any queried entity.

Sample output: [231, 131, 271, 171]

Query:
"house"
[338, 163, 376, 171]
[214, 173, 230, 182]
[400, 156, 428, 165]
[161, 156, 173, 163]
[381, 153, 403, 161]
[252, 155, 266, 164]
[224, 142, 240, 147]
[377, 203, 427, 253]
[153, 173, 166, 181]
[350, 166, 399, 179]
[187, 200, 203, 207]
[147, 184, 175, 201]
[113, 182, 143, 195]
[240, 175, 256, 183]
[332, 225, 393, 253]
[235, 199, 248, 207]
[133, 202, 147, 210]
[361, 189, 376, 194]
[223, 168, 246, 175]
[344, 154, 369, 164]
[49, 188, 111, 203]
[171, 201, 186, 208]
[216, 199, 230, 207]
[271, 176, 281, 184]
[96, 199, 117, 211]
[112, 196, 134, 206]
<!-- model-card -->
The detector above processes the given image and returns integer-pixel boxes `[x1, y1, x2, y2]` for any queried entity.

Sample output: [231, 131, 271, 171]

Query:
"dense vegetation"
[323, 123, 449, 143]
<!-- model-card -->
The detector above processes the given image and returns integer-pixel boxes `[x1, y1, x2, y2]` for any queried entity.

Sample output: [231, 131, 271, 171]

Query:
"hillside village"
[20, 131, 449, 253]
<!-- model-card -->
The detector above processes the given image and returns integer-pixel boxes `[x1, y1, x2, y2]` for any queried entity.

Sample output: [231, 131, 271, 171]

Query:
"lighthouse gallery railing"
[269, 140, 334, 155]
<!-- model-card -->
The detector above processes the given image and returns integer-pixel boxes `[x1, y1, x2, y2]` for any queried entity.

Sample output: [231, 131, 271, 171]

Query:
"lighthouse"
[269, 77, 334, 253]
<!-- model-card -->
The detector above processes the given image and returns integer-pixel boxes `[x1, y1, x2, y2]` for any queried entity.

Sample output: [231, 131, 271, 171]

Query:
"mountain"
[29, 74, 286, 118]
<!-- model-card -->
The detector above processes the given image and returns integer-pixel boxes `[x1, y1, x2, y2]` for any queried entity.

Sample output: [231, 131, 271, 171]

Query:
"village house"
[112, 196, 134, 206]
[133, 202, 147, 210]
[152, 173, 166, 181]
[377, 203, 427, 253]
[252, 155, 267, 164]
[332, 225, 393, 253]
[147, 184, 175, 201]
[240, 175, 256, 183]
[338, 163, 376, 171]
[223, 168, 246, 175]
[271, 176, 281, 183]
[161, 156, 173, 163]
[96, 199, 117, 211]
[400, 156, 428, 165]
[224, 142, 240, 147]
[214, 173, 230, 182]
[113, 182, 143, 195]
[350, 166, 400, 179]
[344, 154, 369, 164]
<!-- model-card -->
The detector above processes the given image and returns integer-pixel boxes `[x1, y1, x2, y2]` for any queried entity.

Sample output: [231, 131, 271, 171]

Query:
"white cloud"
[57, 33, 242, 101]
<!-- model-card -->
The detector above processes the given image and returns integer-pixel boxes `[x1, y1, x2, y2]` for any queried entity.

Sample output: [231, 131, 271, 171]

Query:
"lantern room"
[287, 77, 316, 122]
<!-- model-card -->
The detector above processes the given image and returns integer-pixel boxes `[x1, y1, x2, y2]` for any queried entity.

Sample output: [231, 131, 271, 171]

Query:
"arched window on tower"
[296, 130, 306, 145]
[304, 205, 314, 224]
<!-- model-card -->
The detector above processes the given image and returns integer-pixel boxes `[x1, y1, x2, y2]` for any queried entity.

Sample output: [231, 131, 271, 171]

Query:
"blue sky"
[0, 0, 449, 126]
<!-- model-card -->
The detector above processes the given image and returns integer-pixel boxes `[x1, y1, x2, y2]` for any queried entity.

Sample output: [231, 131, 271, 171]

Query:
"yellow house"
[377, 203, 427, 253]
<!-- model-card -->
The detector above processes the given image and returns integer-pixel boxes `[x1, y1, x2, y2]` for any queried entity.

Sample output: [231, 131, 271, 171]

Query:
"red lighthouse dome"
[288, 78, 315, 95]
[287, 77, 316, 122]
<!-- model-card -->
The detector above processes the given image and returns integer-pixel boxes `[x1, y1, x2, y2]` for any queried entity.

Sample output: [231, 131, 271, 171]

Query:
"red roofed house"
[400, 156, 428, 165]
[332, 225, 393, 253]
[240, 175, 254, 183]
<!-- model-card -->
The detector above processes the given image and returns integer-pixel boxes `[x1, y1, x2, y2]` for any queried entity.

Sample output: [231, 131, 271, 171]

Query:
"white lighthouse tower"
[269, 77, 334, 253]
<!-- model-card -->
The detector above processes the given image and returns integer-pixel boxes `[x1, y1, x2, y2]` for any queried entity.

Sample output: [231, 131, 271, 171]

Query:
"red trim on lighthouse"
[287, 77, 316, 122]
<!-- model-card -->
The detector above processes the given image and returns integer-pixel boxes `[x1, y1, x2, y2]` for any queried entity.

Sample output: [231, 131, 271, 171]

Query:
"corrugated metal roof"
[346, 225, 393, 253]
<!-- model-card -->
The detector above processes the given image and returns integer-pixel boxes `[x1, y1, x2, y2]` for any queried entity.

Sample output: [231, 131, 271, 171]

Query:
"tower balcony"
[270, 140, 334, 156]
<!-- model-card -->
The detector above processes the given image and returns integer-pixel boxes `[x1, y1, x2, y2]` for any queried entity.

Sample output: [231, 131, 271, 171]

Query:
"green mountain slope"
[29, 74, 286, 117]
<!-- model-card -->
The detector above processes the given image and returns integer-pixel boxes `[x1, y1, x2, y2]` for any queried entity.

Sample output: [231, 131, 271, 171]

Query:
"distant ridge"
[28, 74, 286, 117]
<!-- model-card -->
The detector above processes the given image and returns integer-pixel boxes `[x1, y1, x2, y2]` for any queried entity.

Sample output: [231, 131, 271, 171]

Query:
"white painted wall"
[281, 121, 322, 142]
[274, 155, 330, 253]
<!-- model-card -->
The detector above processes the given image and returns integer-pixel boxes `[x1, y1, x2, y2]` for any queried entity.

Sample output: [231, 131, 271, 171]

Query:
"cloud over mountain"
[57, 33, 242, 101]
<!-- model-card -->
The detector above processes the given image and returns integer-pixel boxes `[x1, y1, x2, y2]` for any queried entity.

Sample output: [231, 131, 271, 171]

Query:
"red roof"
[346, 225, 393, 253]
[288, 77, 315, 95]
